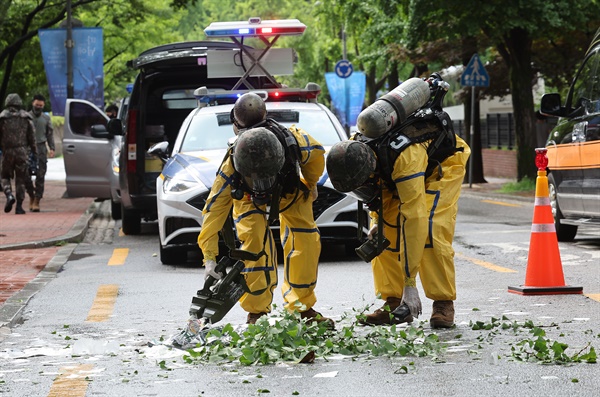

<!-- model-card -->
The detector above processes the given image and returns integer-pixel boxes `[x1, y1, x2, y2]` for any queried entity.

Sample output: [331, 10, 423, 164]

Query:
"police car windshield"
[179, 108, 342, 152]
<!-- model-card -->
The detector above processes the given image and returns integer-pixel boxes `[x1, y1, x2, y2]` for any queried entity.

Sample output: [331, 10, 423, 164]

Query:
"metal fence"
[453, 113, 516, 149]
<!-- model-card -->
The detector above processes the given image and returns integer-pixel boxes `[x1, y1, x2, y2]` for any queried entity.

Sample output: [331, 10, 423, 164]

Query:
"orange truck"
[540, 27, 600, 241]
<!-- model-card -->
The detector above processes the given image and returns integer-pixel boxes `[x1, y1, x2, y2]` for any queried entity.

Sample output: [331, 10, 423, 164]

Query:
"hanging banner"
[38, 27, 103, 116]
[325, 71, 365, 127]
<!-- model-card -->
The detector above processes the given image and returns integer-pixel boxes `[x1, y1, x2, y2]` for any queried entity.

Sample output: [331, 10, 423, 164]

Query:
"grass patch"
[499, 177, 535, 193]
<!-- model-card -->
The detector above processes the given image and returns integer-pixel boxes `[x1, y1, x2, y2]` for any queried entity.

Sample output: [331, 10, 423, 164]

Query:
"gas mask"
[347, 176, 381, 210]
[231, 127, 285, 206]
[245, 174, 277, 205]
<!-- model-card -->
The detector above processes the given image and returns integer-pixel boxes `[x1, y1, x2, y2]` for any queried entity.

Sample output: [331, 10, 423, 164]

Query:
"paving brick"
[0, 180, 92, 305]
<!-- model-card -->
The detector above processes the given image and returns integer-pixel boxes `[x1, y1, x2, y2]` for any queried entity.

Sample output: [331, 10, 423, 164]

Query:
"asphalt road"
[0, 178, 598, 396]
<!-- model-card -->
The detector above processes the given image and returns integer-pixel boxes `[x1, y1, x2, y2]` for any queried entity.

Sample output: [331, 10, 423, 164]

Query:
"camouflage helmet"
[4, 93, 23, 109]
[326, 140, 377, 192]
[232, 92, 266, 128]
[233, 127, 284, 193]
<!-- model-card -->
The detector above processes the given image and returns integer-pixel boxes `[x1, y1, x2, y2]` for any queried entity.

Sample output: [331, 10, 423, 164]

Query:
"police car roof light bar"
[204, 18, 306, 38]
[194, 83, 321, 106]
[204, 18, 306, 90]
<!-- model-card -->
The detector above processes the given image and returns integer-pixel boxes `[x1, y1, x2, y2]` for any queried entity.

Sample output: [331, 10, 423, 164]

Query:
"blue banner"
[325, 71, 366, 127]
[39, 28, 103, 116]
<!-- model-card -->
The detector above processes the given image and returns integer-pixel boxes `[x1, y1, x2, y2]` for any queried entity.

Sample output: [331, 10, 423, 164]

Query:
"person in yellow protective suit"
[197, 93, 333, 327]
[326, 129, 470, 328]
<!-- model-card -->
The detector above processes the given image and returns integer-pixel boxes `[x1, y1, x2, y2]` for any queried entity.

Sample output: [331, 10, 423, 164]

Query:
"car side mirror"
[91, 124, 112, 139]
[540, 93, 567, 117]
[148, 141, 170, 163]
[107, 118, 123, 136]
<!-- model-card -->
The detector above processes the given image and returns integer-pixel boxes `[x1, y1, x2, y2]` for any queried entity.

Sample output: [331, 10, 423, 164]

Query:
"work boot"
[29, 195, 34, 211]
[300, 308, 335, 329]
[358, 297, 413, 326]
[31, 197, 40, 212]
[430, 300, 455, 329]
[4, 193, 15, 213]
[15, 202, 25, 214]
[246, 312, 267, 324]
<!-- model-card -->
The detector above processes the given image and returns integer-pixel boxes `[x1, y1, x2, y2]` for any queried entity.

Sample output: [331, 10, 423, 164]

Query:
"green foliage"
[499, 177, 536, 193]
[512, 328, 597, 365]
[0, 0, 187, 108]
[182, 307, 444, 366]
[470, 316, 597, 365]
[78, 0, 187, 102]
[2, 0, 599, 139]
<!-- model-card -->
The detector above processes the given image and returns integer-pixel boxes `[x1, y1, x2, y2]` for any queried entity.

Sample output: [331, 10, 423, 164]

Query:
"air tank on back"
[356, 78, 431, 138]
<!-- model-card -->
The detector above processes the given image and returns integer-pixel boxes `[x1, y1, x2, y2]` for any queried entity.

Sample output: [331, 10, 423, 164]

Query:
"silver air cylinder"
[356, 78, 431, 138]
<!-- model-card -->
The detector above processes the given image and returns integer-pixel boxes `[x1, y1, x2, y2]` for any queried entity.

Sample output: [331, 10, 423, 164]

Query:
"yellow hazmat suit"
[198, 126, 325, 314]
[370, 135, 470, 302]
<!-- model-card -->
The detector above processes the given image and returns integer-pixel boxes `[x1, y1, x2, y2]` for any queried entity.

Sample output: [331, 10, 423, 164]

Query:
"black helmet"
[327, 140, 380, 204]
[232, 92, 267, 129]
[327, 140, 377, 192]
[4, 93, 23, 108]
[233, 127, 285, 193]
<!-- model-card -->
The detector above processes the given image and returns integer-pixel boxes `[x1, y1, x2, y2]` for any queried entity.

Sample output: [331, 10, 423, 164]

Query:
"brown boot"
[430, 300, 455, 329]
[29, 195, 34, 211]
[300, 308, 335, 329]
[31, 197, 40, 212]
[246, 312, 267, 324]
[359, 297, 413, 326]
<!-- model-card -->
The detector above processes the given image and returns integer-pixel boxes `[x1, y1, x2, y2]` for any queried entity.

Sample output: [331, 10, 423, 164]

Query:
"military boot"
[300, 308, 335, 329]
[31, 197, 40, 212]
[246, 312, 267, 324]
[15, 200, 25, 214]
[430, 300, 455, 329]
[29, 194, 35, 211]
[358, 297, 413, 326]
[4, 193, 15, 213]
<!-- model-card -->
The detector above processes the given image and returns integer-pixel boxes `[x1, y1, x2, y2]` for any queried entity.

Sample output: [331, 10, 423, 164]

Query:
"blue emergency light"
[204, 18, 306, 37]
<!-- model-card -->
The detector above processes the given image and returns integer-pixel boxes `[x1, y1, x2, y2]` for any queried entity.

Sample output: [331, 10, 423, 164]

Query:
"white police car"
[153, 85, 367, 264]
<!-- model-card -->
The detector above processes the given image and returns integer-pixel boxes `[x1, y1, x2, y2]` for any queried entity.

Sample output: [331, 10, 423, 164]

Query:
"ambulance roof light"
[204, 18, 306, 38]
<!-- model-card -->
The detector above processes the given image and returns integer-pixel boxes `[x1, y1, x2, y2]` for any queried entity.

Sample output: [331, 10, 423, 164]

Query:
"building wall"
[482, 148, 517, 178]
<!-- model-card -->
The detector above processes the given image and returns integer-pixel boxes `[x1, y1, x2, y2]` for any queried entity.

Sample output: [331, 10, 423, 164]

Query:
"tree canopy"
[1, 0, 598, 179]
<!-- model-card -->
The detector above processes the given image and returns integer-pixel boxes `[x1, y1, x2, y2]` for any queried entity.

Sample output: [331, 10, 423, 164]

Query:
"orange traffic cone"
[508, 148, 583, 296]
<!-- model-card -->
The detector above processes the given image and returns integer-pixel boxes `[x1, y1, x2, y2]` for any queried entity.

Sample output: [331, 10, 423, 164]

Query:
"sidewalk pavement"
[0, 179, 97, 328]
[0, 175, 533, 329]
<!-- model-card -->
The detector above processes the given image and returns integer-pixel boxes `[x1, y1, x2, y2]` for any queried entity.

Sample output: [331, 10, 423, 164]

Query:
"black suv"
[120, 41, 275, 234]
[540, 28, 600, 241]
[64, 41, 265, 234]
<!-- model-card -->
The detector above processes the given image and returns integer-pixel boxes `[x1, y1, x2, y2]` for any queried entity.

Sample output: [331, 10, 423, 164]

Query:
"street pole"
[469, 86, 475, 188]
[66, 0, 74, 98]
[342, 24, 349, 135]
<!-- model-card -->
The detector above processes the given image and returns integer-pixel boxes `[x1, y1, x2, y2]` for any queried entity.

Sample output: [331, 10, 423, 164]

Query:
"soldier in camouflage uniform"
[0, 93, 37, 214]
[29, 94, 55, 212]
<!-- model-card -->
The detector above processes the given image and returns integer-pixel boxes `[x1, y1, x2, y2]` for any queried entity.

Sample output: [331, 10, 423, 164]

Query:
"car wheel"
[111, 200, 122, 220]
[121, 202, 141, 235]
[160, 245, 187, 265]
[548, 173, 577, 242]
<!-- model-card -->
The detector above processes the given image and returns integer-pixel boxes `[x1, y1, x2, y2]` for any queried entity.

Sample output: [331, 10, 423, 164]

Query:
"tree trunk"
[387, 63, 399, 92]
[366, 65, 377, 104]
[0, 50, 16, 103]
[461, 36, 486, 184]
[498, 28, 537, 181]
[463, 89, 486, 183]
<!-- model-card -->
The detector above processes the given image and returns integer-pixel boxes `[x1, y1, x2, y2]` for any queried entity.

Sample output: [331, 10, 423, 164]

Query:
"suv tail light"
[126, 109, 138, 173]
